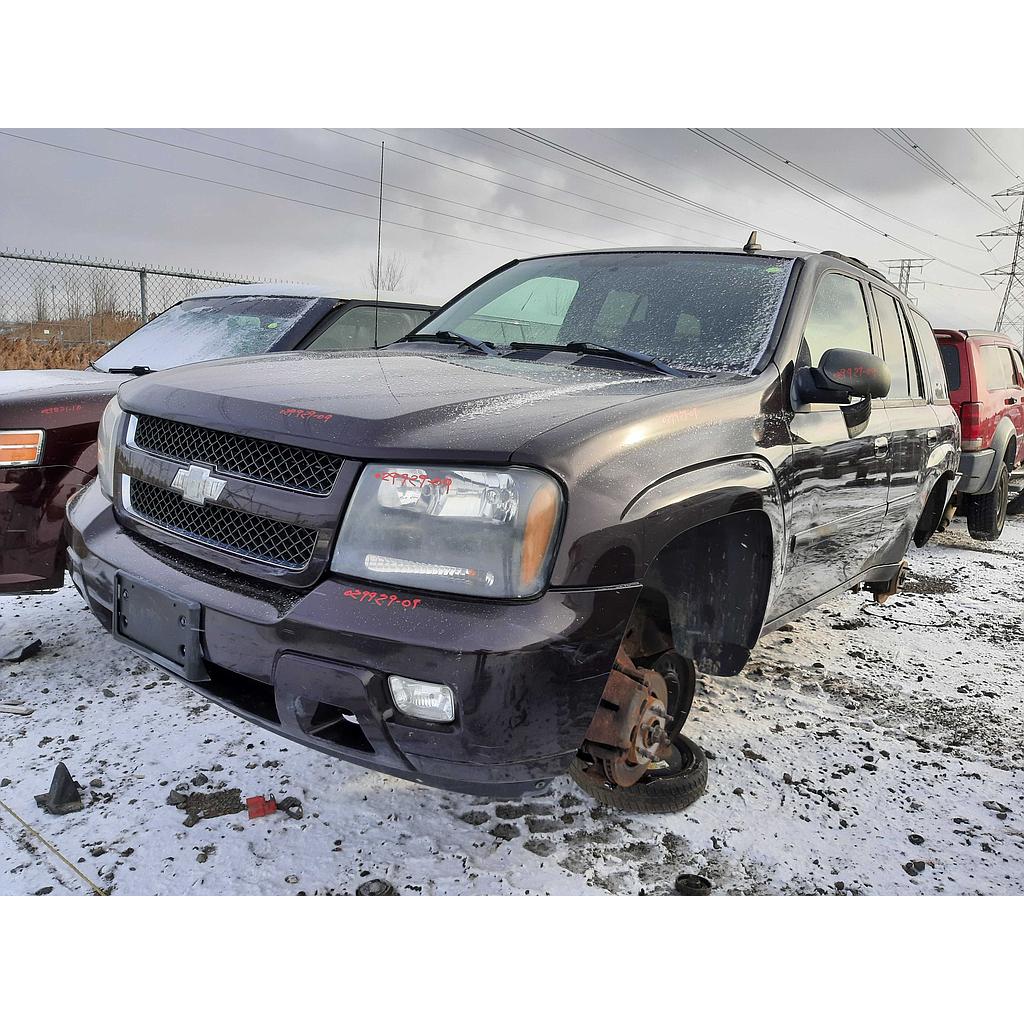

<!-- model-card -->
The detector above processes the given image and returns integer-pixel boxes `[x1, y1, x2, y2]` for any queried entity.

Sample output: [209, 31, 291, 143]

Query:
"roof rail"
[820, 250, 888, 284]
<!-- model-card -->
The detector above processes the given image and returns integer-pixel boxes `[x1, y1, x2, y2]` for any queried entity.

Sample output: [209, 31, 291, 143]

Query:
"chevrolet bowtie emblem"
[171, 464, 226, 506]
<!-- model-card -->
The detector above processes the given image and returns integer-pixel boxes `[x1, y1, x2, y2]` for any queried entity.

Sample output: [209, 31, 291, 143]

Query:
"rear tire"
[569, 734, 708, 814]
[966, 462, 1009, 540]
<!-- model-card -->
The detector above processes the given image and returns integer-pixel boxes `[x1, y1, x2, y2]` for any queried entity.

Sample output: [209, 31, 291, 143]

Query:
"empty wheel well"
[641, 510, 774, 677]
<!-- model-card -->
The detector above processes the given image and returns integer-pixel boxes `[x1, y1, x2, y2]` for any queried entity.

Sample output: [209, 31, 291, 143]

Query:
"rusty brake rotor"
[578, 647, 673, 788]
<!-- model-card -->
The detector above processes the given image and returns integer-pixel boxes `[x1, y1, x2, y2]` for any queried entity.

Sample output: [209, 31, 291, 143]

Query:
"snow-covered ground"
[1, 518, 1022, 895]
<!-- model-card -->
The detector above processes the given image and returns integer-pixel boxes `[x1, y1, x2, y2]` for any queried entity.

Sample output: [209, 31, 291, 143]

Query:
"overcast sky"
[2, 128, 1022, 332]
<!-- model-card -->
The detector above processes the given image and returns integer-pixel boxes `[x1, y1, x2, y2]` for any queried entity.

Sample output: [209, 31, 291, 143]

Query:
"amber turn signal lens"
[519, 481, 560, 590]
[0, 430, 44, 466]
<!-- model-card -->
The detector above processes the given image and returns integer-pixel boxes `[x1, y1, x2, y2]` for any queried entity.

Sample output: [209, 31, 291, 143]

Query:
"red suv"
[935, 329, 1024, 539]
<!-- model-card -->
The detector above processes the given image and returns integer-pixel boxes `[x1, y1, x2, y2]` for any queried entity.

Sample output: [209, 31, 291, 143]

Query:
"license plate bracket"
[113, 574, 207, 681]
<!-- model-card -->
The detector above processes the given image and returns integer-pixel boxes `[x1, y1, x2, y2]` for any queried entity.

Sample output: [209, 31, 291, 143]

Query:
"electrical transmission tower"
[881, 258, 931, 299]
[980, 184, 1024, 344]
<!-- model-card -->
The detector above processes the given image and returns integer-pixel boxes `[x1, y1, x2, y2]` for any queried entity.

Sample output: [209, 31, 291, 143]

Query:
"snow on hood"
[118, 349, 708, 460]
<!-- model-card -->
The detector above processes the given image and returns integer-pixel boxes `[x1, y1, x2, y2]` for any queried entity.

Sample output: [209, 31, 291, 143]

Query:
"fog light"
[388, 676, 456, 723]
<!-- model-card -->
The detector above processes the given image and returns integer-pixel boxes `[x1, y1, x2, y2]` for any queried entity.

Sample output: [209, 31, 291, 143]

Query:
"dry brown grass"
[0, 337, 110, 370]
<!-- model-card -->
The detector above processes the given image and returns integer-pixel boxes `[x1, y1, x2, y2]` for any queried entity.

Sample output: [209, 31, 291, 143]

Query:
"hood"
[118, 349, 718, 460]
[0, 368, 120, 430]
[0, 367, 120, 398]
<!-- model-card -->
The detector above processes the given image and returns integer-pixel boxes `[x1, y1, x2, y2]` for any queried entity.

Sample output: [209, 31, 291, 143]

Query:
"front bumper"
[67, 481, 638, 797]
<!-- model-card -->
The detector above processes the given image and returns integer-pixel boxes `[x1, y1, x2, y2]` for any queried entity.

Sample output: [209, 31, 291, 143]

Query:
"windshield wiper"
[392, 330, 496, 355]
[92, 362, 152, 374]
[509, 341, 688, 377]
[91, 362, 154, 375]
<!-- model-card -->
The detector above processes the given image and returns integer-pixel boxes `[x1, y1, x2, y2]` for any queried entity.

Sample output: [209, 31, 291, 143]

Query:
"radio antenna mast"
[374, 141, 385, 347]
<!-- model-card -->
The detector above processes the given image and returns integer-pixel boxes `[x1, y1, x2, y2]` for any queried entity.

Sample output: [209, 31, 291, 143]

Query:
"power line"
[966, 129, 1022, 182]
[458, 129, 736, 243]
[688, 129, 982, 280]
[329, 128, 717, 247]
[107, 129, 593, 252]
[725, 129, 981, 250]
[0, 130, 532, 256]
[181, 128, 616, 250]
[919, 280, 994, 292]
[875, 129, 1009, 222]
[509, 129, 815, 248]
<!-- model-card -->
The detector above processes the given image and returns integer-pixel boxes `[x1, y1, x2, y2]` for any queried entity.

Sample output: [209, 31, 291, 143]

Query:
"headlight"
[331, 463, 563, 599]
[0, 430, 45, 467]
[96, 397, 127, 499]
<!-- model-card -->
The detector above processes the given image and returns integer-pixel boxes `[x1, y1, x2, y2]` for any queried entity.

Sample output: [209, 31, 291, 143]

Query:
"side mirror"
[793, 347, 891, 405]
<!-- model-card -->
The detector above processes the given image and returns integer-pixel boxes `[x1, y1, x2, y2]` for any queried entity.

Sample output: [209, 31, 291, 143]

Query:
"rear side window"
[979, 345, 1017, 390]
[938, 345, 961, 392]
[804, 274, 873, 366]
[910, 308, 949, 402]
[871, 289, 922, 399]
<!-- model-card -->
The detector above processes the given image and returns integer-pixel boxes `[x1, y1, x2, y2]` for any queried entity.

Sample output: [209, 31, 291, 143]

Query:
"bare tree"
[32, 277, 49, 322]
[90, 269, 117, 315]
[62, 267, 85, 320]
[364, 253, 409, 293]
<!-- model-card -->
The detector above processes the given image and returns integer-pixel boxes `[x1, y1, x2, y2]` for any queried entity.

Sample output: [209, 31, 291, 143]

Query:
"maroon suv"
[1, 287, 433, 594]
[935, 329, 1024, 539]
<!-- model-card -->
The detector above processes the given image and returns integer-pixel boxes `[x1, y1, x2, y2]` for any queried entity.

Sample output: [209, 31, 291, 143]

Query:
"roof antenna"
[373, 141, 385, 348]
[743, 230, 761, 253]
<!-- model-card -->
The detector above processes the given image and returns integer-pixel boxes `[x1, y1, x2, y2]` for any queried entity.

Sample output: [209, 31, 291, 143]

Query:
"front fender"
[622, 456, 786, 595]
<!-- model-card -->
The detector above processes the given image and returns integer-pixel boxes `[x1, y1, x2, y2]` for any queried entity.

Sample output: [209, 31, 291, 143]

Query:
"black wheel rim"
[635, 735, 698, 786]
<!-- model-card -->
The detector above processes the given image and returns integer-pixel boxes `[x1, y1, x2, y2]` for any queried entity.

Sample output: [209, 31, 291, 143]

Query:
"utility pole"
[881, 258, 932, 300]
[980, 184, 1024, 345]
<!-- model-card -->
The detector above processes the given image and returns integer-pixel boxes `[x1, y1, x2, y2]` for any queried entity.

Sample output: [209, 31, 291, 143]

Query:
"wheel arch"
[984, 418, 1018, 491]
[622, 457, 784, 677]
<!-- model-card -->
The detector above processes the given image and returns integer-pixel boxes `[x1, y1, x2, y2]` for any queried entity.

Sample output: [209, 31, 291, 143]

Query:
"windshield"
[418, 252, 794, 374]
[93, 295, 320, 371]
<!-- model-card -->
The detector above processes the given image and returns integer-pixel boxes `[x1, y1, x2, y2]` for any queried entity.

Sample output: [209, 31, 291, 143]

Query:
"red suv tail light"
[960, 402, 984, 451]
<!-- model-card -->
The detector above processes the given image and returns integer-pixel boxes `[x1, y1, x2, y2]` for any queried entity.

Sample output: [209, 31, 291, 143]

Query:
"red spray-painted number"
[343, 588, 422, 610]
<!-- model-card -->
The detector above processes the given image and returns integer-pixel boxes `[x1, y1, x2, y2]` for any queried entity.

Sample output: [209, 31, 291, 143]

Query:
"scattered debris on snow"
[1, 519, 1022, 894]
[0, 638, 42, 663]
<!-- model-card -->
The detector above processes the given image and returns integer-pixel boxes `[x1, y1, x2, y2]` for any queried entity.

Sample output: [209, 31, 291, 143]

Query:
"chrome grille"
[132, 415, 342, 494]
[127, 479, 318, 569]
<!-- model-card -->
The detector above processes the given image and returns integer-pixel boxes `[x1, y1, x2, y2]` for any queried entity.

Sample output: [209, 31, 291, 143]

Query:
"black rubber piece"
[568, 734, 708, 814]
[966, 461, 1009, 541]
[675, 873, 713, 895]
[34, 762, 83, 815]
[1006, 480, 1024, 516]
[356, 879, 396, 896]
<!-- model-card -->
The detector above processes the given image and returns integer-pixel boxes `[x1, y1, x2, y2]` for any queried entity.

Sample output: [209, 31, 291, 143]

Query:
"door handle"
[874, 435, 889, 455]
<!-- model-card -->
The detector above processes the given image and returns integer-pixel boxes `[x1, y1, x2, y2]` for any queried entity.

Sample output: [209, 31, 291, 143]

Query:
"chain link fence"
[0, 251, 260, 349]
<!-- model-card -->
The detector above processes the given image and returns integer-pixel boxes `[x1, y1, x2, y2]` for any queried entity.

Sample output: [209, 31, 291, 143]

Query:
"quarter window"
[804, 274, 873, 367]
[910, 308, 948, 401]
[979, 346, 1017, 390]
